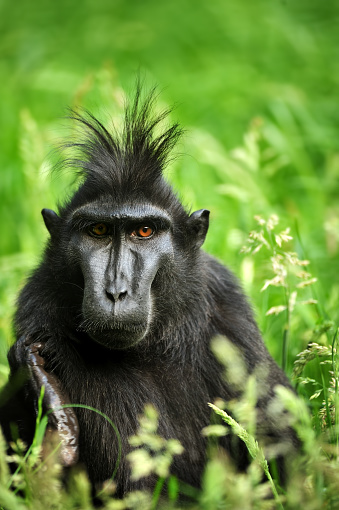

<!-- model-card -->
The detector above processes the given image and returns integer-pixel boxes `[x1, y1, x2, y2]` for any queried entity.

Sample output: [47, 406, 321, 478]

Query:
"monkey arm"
[2, 336, 79, 467]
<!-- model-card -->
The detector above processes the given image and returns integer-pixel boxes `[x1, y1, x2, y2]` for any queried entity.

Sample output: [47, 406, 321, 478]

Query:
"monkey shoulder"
[200, 251, 253, 308]
[200, 251, 270, 360]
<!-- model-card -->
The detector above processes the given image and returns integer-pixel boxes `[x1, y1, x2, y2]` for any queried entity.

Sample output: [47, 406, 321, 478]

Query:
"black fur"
[0, 88, 295, 496]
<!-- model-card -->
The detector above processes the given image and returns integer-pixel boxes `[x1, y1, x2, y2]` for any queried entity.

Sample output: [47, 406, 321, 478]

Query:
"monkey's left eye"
[89, 223, 109, 236]
[130, 226, 154, 239]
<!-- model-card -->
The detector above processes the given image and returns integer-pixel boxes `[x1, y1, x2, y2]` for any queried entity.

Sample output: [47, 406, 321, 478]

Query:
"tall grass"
[0, 1, 338, 507]
[1, 100, 339, 508]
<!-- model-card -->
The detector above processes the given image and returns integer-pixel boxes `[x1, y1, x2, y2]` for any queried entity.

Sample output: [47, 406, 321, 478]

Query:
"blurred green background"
[0, 0, 338, 383]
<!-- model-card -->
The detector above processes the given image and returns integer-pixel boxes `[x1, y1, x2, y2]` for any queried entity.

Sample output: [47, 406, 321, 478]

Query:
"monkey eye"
[89, 223, 109, 237]
[130, 226, 154, 239]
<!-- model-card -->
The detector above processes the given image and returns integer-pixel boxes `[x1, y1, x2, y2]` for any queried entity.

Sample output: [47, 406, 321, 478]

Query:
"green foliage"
[241, 214, 319, 371]
[208, 402, 282, 508]
[128, 404, 184, 482]
[0, 1, 339, 508]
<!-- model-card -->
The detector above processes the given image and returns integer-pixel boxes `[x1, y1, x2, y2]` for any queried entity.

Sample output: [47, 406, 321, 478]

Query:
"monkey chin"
[87, 325, 148, 350]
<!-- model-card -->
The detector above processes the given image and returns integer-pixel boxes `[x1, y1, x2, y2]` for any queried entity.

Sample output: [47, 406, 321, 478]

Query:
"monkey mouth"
[77, 319, 149, 350]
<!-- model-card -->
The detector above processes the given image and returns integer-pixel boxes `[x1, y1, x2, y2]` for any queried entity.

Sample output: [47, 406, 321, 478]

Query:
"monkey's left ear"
[41, 208, 61, 236]
[187, 209, 210, 248]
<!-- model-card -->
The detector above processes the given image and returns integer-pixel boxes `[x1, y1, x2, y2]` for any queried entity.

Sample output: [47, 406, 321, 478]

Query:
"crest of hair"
[61, 83, 183, 196]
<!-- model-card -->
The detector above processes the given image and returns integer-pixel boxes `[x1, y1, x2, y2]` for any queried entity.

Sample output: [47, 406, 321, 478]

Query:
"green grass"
[0, 0, 339, 507]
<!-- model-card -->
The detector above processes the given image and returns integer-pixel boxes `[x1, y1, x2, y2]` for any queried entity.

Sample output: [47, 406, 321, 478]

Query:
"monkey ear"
[41, 209, 61, 236]
[187, 209, 210, 248]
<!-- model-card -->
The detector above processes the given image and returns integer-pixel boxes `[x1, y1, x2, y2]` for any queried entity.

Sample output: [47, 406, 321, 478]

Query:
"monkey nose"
[106, 289, 128, 303]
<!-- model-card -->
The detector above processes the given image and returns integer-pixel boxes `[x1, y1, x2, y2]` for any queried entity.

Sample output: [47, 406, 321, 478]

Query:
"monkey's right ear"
[41, 209, 61, 236]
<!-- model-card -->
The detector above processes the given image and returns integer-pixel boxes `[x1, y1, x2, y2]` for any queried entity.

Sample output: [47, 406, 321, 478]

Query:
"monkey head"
[42, 201, 209, 350]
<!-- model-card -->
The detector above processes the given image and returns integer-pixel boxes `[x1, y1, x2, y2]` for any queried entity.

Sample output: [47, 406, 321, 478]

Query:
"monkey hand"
[8, 335, 79, 467]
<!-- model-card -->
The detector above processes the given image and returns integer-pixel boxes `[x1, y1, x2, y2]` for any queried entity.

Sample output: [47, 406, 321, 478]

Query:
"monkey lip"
[80, 320, 149, 349]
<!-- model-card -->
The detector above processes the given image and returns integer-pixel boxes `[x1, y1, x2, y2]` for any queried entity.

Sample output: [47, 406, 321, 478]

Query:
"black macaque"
[0, 88, 296, 497]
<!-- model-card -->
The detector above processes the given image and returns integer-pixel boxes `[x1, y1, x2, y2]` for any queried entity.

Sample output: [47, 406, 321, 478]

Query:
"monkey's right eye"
[89, 223, 109, 237]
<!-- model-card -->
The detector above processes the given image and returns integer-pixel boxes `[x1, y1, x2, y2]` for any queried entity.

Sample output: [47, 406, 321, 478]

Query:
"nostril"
[106, 290, 127, 303]
[117, 290, 127, 302]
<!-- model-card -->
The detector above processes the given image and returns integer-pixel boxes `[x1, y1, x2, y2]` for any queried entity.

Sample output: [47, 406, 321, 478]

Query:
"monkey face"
[66, 202, 174, 350]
